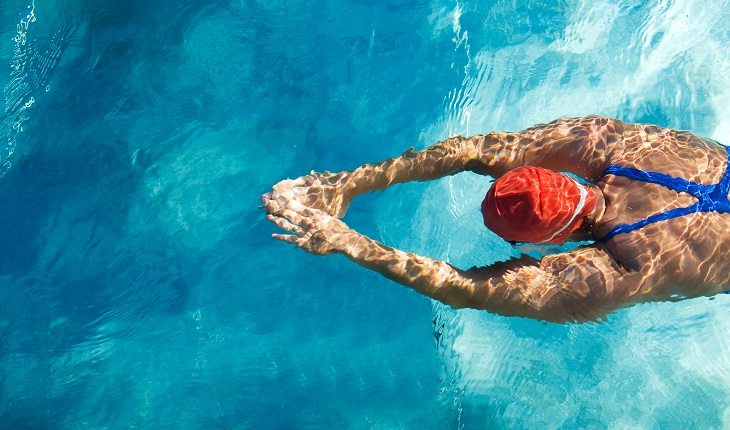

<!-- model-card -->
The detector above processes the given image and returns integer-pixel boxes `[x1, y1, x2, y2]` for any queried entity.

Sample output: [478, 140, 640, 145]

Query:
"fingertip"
[259, 192, 271, 206]
[272, 233, 296, 244]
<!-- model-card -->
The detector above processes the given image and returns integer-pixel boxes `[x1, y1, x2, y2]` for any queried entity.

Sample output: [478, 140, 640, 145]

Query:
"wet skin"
[262, 116, 730, 323]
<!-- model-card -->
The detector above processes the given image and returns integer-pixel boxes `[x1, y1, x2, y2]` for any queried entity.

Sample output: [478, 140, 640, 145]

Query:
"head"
[481, 166, 600, 245]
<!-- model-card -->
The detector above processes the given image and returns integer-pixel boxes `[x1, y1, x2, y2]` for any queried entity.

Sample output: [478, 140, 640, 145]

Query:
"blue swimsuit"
[599, 145, 730, 242]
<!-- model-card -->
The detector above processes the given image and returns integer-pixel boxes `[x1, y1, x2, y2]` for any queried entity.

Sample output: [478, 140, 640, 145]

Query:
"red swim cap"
[481, 166, 597, 244]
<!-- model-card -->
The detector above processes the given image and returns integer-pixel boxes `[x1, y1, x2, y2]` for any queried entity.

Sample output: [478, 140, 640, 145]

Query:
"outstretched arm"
[263, 135, 485, 217]
[471, 115, 626, 179]
[266, 116, 627, 217]
[347, 115, 627, 192]
[265, 200, 649, 323]
[339, 236, 649, 323]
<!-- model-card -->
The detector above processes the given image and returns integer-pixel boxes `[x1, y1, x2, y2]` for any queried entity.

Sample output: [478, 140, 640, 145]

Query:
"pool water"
[2, 0, 730, 428]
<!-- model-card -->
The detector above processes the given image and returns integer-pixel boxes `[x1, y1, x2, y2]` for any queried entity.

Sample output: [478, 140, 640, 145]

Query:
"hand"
[265, 199, 355, 255]
[264, 170, 355, 218]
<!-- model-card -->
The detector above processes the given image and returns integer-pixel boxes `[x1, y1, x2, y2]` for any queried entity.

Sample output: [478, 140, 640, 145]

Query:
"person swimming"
[261, 115, 730, 322]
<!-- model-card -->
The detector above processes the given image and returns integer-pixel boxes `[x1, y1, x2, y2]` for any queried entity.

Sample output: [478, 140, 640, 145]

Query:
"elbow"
[465, 284, 602, 323]
[528, 291, 623, 324]
[431, 277, 484, 310]
[437, 285, 475, 310]
[529, 293, 579, 322]
[438, 292, 605, 324]
[430, 275, 622, 324]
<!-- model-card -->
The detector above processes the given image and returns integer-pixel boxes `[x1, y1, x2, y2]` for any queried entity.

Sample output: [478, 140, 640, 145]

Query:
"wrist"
[342, 167, 375, 198]
[340, 171, 360, 199]
[334, 229, 368, 257]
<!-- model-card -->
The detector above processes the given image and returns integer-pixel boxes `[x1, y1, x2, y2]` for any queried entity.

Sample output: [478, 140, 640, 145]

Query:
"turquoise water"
[2, 0, 730, 428]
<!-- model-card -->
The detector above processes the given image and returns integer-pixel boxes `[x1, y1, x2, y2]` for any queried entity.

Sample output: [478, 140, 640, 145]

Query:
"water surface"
[1, 0, 730, 428]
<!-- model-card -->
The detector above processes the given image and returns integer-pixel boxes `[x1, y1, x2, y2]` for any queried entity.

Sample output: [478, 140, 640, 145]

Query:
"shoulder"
[538, 245, 640, 298]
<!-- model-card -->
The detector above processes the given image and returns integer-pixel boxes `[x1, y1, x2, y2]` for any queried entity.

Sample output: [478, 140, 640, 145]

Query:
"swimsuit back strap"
[715, 145, 730, 197]
[599, 202, 701, 242]
[603, 165, 704, 197]
[600, 145, 730, 242]
[599, 145, 730, 242]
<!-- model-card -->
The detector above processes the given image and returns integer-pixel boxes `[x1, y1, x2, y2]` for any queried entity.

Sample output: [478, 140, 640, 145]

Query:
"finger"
[280, 208, 305, 226]
[264, 192, 295, 215]
[284, 199, 317, 215]
[259, 192, 272, 208]
[275, 178, 305, 188]
[264, 198, 282, 215]
[273, 177, 306, 193]
[287, 202, 323, 219]
[274, 189, 301, 203]
[266, 214, 304, 235]
[272, 233, 298, 244]
[279, 207, 318, 230]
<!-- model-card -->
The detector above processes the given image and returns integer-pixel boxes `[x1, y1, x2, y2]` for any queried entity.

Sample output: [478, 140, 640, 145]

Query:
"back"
[595, 124, 730, 298]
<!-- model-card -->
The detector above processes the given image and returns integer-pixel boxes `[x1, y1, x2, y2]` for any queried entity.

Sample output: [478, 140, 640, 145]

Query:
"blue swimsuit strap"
[599, 145, 730, 242]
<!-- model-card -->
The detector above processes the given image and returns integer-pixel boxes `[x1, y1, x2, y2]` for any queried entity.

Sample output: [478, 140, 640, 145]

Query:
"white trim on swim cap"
[538, 178, 588, 244]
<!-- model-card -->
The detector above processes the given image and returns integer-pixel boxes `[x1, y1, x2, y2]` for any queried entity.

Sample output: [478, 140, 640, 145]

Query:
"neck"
[565, 184, 606, 242]
[587, 184, 606, 224]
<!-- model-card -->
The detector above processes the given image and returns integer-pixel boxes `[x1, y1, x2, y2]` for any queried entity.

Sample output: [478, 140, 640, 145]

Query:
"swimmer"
[261, 116, 730, 322]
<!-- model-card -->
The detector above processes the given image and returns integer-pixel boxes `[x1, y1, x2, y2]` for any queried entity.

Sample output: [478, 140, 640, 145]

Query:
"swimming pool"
[2, 0, 730, 428]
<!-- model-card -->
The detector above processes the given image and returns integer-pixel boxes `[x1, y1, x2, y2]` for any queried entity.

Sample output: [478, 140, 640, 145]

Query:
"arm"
[344, 115, 627, 194]
[265, 200, 648, 323]
[265, 116, 627, 217]
[263, 135, 484, 217]
[339, 234, 647, 323]
[470, 115, 627, 180]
